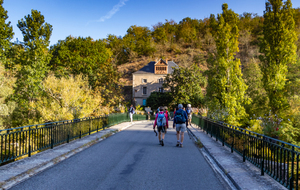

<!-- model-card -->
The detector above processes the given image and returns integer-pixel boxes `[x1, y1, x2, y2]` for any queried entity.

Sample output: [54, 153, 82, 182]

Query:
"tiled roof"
[133, 60, 178, 74]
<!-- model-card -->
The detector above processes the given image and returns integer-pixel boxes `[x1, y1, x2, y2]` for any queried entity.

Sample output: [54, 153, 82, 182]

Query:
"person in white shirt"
[129, 105, 135, 122]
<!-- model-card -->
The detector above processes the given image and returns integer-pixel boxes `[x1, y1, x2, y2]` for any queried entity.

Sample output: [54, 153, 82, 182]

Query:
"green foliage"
[259, 0, 298, 115]
[105, 34, 128, 65]
[280, 95, 300, 145]
[152, 20, 177, 45]
[247, 119, 263, 134]
[10, 10, 52, 127]
[0, 62, 16, 129]
[286, 59, 300, 96]
[30, 74, 103, 122]
[0, 0, 14, 63]
[238, 12, 263, 38]
[1, 1, 300, 145]
[163, 64, 206, 107]
[50, 36, 123, 106]
[50, 36, 111, 79]
[146, 92, 173, 110]
[258, 113, 281, 138]
[0, 0, 15, 129]
[279, 121, 300, 146]
[207, 106, 229, 122]
[123, 25, 156, 58]
[135, 105, 143, 111]
[152, 23, 167, 44]
[206, 4, 249, 126]
[176, 17, 198, 43]
[242, 59, 268, 117]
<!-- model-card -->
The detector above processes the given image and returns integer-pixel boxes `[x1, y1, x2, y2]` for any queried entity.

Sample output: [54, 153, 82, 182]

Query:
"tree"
[30, 74, 103, 122]
[259, 0, 297, 115]
[206, 4, 249, 126]
[10, 10, 52, 127]
[151, 24, 167, 44]
[0, 0, 15, 128]
[50, 36, 123, 106]
[146, 92, 172, 110]
[123, 25, 156, 57]
[105, 34, 128, 65]
[286, 59, 300, 97]
[163, 64, 206, 107]
[0, 61, 16, 129]
[176, 17, 198, 43]
[242, 59, 268, 118]
[0, 0, 14, 64]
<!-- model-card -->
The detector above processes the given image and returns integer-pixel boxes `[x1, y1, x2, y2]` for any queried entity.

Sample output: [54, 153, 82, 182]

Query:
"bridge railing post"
[261, 136, 264, 176]
[289, 146, 295, 190]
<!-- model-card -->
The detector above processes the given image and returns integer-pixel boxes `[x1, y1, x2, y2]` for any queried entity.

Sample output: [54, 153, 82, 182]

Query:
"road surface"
[11, 121, 227, 190]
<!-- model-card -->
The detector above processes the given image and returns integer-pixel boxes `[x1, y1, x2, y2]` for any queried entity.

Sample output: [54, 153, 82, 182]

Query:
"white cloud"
[97, 0, 129, 22]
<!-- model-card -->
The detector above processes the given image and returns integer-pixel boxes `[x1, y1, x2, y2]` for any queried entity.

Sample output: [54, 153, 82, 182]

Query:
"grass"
[195, 139, 203, 148]
[101, 130, 117, 138]
[101, 132, 114, 139]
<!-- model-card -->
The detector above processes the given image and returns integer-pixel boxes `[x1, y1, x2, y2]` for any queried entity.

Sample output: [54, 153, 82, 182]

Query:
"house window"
[156, 66, 166, 71]
[159, 87, 164, 93]
[143, 99, 146, 106]
[158, 78, 164, 83]
[142, 79, 147, 83]
[143, 87, 147, 95]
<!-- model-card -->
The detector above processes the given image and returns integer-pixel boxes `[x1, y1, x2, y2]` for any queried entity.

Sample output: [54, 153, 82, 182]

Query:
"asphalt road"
[11, 122, 227, 190]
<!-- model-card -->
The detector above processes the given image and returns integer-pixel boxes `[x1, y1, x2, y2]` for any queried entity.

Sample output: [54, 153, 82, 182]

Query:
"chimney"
[165, 59, 168, 64]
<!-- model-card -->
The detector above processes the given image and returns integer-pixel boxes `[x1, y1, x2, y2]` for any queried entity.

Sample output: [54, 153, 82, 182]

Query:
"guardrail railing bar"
[192, 114, 300, 189]
[0, 113, 149, 165]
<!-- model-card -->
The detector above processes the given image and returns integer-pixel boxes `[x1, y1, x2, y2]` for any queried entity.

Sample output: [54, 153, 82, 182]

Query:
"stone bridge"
[0, 117, 287, 190]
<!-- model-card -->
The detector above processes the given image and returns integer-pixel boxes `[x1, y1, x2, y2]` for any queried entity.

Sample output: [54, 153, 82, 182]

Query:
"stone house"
[132, 59, 178, 106]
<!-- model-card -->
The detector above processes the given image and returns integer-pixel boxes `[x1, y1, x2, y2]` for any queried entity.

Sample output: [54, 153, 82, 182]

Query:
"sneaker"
[176, 143, 180, 147]
[180, 144, 183, 148]
[161, 140, 164, 146]
[159, 140, 162, 145]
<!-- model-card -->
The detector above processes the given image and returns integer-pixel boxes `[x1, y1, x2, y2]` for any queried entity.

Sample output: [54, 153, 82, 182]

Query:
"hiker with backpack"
[153, 106, 169, 146]
[186, 104, 192, 126]
[174, 104, 188, 148]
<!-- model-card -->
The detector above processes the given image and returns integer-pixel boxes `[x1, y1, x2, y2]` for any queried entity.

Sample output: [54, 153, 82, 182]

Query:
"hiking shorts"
[157, 126, 166, 133]
[188, 114, 192, 120]
[176, 123, 186, 132]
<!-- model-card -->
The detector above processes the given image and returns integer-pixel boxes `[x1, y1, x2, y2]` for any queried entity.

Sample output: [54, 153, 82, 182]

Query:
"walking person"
[173, 107, 177, 128]
[174, 104, 188, 147]
[164, 106, 169, 120]
[153, 106, 169, 146]
[129, 105, 135, 122]
[186, 104, 193, 126]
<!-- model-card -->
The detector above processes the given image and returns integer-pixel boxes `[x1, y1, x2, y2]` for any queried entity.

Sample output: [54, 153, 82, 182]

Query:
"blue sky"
[3, 0, 300, 46]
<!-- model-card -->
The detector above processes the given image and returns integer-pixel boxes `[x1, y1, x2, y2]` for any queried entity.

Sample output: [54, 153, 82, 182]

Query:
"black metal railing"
[192, 114, 300, 190]
[0, 113, 148, 165]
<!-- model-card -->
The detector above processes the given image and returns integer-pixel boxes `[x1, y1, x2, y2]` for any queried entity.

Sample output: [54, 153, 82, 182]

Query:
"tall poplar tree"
[206, 4, 249, 126]
[259, 0, 297, 115]
[11, 10, 52, 126]
[0, 0, 13, 63]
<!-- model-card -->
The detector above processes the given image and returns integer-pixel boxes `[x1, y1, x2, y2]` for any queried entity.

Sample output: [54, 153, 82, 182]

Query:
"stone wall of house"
[132, 73, 166, 106]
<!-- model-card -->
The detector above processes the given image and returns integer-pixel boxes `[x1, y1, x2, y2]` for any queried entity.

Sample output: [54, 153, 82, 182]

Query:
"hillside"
[117, 46, 210, 86]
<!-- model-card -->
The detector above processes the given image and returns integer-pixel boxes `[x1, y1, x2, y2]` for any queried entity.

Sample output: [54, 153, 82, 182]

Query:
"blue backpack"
[157, 113, 166, 127]
[187, 109, 191, 115]
[175, 110, 186, 124]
